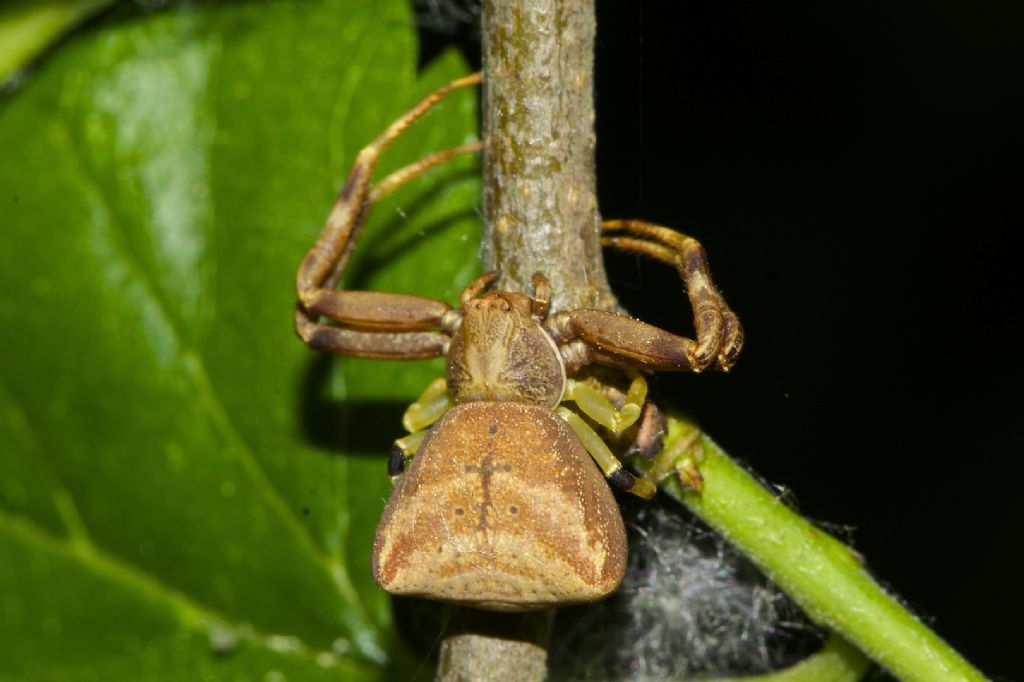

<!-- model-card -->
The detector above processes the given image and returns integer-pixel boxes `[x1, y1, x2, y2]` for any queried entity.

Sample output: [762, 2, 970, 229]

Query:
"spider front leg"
[294, 73, 481, 360]
[551, 219, 744, 372]
[547, 227, 742, 372]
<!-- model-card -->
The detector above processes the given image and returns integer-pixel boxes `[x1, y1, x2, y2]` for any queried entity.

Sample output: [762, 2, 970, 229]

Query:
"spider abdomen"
[372, 401, 627, 611]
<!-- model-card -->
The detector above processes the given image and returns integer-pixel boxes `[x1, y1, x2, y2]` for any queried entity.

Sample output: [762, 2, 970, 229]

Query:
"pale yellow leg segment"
[558, 407, 657, 499]
[389, 429, 430, 483]
[563, 374, 647, 433]
[394, 429, 429, 457]
[402, 378, 452, 433]
[392, 378, 451, 483]
[644, 418, 705, 493]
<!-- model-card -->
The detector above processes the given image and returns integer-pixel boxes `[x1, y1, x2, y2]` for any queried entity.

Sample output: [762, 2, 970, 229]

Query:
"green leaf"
[0, 0, 115, 86]
[0, 1, 480, 678]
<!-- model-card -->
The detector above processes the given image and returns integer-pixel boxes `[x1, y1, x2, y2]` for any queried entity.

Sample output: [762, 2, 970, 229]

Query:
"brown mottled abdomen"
[372, 402, 627, 611]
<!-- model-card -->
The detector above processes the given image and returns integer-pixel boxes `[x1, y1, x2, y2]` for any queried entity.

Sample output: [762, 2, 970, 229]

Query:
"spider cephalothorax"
[446, 280, 566, 408]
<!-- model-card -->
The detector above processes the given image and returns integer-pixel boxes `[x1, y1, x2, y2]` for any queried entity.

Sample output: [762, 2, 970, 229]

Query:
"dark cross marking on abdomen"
[465, 421, 512, 530]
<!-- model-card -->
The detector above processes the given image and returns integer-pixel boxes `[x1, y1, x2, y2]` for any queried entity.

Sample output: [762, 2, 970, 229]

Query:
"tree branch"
[480, 0, 616, 313]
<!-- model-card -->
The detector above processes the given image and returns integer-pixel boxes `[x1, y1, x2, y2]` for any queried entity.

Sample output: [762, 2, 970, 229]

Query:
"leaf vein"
[0, 377, 95, 552]
[0, 511, 374, 674]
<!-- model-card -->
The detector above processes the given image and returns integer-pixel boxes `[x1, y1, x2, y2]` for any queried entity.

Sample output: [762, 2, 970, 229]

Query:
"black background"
[421, 1, 1023, 679]
[595, 4, 1022, 681]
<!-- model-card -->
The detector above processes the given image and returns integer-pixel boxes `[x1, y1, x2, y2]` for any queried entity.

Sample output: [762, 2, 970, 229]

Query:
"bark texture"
[481, 0, 616, 312]
[437, 609, 553, 682]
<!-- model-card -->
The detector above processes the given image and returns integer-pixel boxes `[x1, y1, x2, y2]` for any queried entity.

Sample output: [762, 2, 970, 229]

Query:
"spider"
[295, 73, 742, 610]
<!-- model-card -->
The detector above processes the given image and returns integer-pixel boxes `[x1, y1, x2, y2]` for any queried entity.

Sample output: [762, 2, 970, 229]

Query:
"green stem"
[640, 416, 989, 682]
[0, 0, 113, 86]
